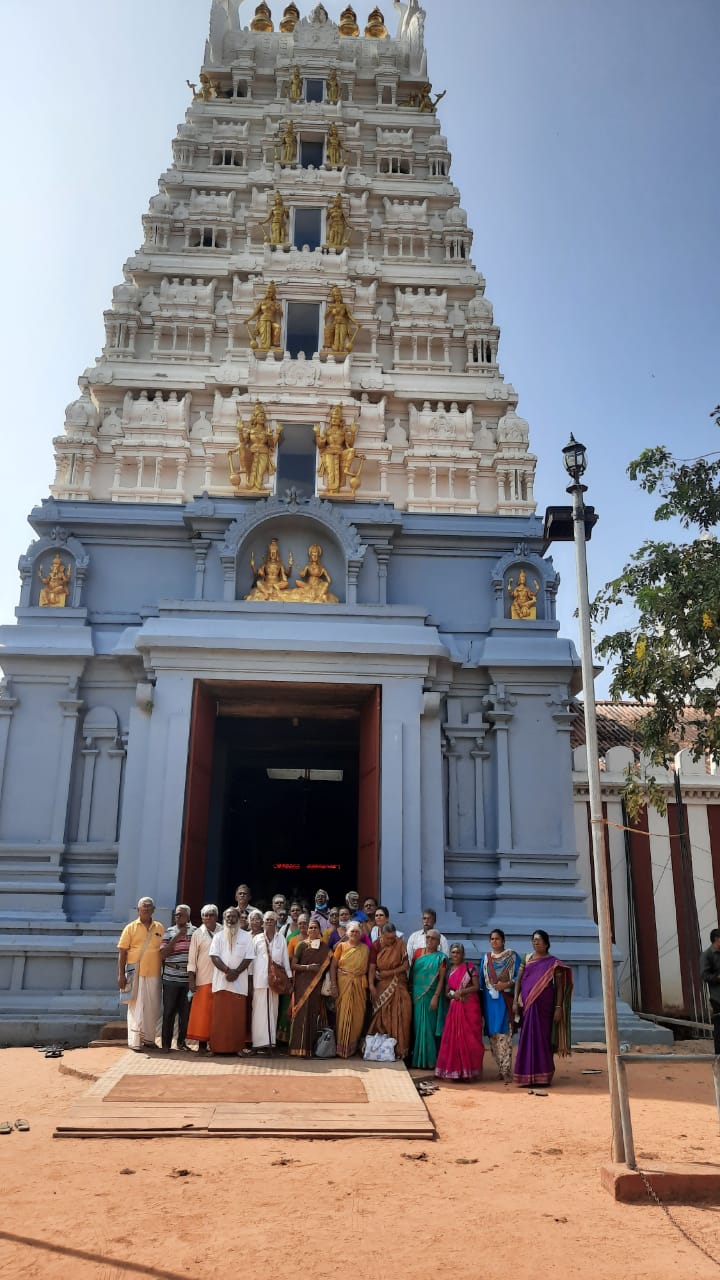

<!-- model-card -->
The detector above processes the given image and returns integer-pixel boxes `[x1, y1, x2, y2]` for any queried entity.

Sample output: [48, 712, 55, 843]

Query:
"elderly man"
[235, 883, 257, 915]
[405, 908, 450, 964]
[345, 890, 366, 922]
[160, 904, 195, 1051]
[209, 906, 254, 1054]
[272, 893, 289, 927]
[251, 911, 292, 1052]
[117, 896, 165, 1052]
[310, 888, 330, 928]
[187, 905, 222, 1052]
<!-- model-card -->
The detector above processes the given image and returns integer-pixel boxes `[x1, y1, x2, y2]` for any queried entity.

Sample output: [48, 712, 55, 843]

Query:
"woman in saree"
[367, 923, 412, 1059]
[435, 943, 484, 1081]
[512, 929, 573, 1087]
[288, 918, 330, 1057]
[278, 914, 309, 1043]
[330, 921, 370, 1057]
[410, 928, 446, 1069]
[480, 928, 520, 1083]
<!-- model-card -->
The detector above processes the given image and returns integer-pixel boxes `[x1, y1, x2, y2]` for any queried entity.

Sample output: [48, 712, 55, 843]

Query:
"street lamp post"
[562, 434, 626, 1165]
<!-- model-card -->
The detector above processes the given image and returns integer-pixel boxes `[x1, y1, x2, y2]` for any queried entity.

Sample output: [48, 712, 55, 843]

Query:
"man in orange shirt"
[117, 896, 165, 1052]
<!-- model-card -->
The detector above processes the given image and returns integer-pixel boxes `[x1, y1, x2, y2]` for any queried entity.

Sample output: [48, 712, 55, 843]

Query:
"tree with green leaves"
[591, 412, 720, 777]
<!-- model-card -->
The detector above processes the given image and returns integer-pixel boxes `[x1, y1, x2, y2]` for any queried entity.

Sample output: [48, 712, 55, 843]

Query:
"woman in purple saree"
[512, 930, 573, 1087]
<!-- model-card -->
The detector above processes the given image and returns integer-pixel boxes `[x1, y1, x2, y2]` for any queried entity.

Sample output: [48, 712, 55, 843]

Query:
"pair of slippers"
[0, 1120, 29, 1133]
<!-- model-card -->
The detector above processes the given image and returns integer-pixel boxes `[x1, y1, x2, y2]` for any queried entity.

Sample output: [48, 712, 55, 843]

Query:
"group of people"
[117, 886, 574, 1086]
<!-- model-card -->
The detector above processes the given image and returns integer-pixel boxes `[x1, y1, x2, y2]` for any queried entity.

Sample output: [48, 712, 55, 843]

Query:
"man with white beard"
[251, 911, 292, 1052]
[186, 905, 222, 1052]
[208, 906, 254, 1054]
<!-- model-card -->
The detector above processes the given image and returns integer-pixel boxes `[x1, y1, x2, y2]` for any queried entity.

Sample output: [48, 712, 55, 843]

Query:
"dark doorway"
[179, 682, 380, 915]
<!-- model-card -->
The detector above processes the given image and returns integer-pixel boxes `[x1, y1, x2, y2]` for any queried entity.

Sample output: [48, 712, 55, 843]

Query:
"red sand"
[0, 1043, 718, 1280]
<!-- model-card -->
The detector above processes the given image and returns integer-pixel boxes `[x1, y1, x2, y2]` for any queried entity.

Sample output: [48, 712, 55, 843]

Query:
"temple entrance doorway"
[179, 682, 380, 913]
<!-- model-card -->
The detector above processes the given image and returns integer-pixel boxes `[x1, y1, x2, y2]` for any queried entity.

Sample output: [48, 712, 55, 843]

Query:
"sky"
[1, 0, 718, 695]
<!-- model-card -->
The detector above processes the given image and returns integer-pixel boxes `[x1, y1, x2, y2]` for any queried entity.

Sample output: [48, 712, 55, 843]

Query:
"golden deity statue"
[416, 82, 447, 113]
[315, 404, 364, 497]
[228, 402, 282, 492]
[246, 282, 283, 352]
[280, 3, 300, 32]
[250, 2, 274, 32]
[288, 65, 303, 102]
[277, 119, 298, 165]
[326, 69, 341, 104]
[187, 72, 219, 102]
[294, 545, 339, 603]
[245, 538, 292, 600]
[508, 569, 540, 621]
[261, 192, 290, 247]
[38, 554, 72, 608]
[326, 123, 346, 168]
[323, 285, 360, 354]
[324, 194, 352, 252]
[338, 6, 360, 37]
[365, 7, 388, 37]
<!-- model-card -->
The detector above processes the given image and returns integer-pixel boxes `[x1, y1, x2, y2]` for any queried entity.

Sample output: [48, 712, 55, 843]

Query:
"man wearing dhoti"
[117, 896, 165, 1052]
[251, 911, 292, 1051]
[208, 907, 254, 1054]
[186, 904, 221, 1052]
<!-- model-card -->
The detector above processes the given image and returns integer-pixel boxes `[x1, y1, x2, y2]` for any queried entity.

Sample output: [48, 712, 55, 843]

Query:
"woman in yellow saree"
[330, 921, 369, 1057]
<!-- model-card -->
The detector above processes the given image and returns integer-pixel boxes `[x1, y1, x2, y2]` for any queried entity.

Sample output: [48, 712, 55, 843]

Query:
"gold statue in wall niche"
[365, 7, 389, 37]
[38, 554, 72, 608]
[326, 69, 341, 104]
[262, 192, 290, 246]
[277, 120, 298, 165]
[288, 66, 303, 101]
[324, 194, 352, 252]
[247, 282, 283, 352]
[228, 402, 282, 492]
[325, 124, 346, 168]
[251, 2, 274, 32]
[323, 285, 360, 354]
[416, 82, 447, 113]
[315, 404, 364, 496]
[338, 6, 360, 36]
[280, 3, 300, 32]
[294, 544, 339, 603]
[508, 569, 540, 620]
[245, 538, 292, 600]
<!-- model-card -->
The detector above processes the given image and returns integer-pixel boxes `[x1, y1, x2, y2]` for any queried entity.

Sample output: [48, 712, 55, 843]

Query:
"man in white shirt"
[251, 911, 292, 1051]
[187, 904, 222, 1051]
[208, 906, 254, 1054]
[405, 909, 450, 965]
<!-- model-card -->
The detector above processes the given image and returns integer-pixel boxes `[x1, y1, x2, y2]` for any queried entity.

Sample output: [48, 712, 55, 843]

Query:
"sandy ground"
[0, 1043, 718, 1280]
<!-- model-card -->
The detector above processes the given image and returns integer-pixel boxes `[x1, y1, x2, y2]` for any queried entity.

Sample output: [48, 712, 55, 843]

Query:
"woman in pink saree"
[435, 944, 485, 1081]
[512, 930, 573, 1087]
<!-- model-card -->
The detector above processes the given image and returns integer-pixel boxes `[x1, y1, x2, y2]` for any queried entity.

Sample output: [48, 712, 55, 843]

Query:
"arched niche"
[219, 495, 366, 604]
[18, 527, 90, 609]
[490, 542, 559, 622]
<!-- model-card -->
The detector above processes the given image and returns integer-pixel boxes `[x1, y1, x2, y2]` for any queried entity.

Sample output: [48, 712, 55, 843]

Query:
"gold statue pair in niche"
[275, 121, 347, 168]
[287, 66, 341, 105]
[261, 192, 353, 253]
[246, 281, 360, 356]
[228, 401, 364, 498]
[245, 538, 339, 604]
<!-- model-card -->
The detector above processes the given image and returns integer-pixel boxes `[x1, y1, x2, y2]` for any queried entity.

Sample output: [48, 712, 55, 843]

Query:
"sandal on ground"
[0, 1121, 11, 1134]
[45, 1048, 63, 1058]
[14, 1119, 30, 1131]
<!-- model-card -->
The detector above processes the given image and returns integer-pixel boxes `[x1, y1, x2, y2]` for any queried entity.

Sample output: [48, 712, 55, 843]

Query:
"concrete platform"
[601, 1162, 720, 1204]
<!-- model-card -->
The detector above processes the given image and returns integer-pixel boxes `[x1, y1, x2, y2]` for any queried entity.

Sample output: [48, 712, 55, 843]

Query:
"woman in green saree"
[410, 929, 447, 1069]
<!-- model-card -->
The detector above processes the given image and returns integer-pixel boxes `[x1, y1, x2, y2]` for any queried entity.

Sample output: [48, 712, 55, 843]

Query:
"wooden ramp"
[54, 1051, 435, 1140]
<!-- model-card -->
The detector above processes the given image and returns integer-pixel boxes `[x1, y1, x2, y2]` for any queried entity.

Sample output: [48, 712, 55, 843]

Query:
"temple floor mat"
[53, 1051, 435, 1139]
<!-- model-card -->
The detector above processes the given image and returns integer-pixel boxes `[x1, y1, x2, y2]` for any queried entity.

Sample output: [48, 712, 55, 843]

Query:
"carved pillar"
[347, 557, 362, 605]
[442, 730, 461, 851]
[470, 727, 490, 849]
[485, 685, 515, 851]
[374, 542, 392, 606]
[76, 743, 100, 843]
[420, 692, 446, 908]
[0, 680, 18, 808]
[193, 538, 211, 600]
[52, 684, 84, 844]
